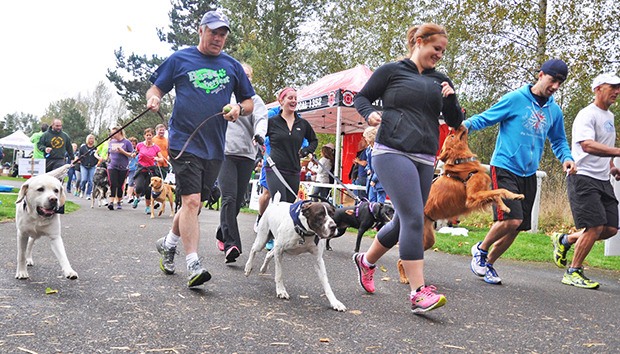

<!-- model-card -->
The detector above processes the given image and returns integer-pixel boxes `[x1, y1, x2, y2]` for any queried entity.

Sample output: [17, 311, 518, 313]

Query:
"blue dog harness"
[289, 200, 319, 245]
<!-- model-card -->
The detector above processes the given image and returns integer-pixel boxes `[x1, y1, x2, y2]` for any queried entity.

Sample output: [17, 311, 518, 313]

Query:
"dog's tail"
[46, 164, 72, 182]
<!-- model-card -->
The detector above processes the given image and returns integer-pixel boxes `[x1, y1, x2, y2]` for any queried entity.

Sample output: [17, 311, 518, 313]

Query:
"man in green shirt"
[30, 123, 48, 159]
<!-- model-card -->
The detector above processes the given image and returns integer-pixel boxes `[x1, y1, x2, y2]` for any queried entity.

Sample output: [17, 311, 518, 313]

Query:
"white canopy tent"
[0, 130, 34, 152]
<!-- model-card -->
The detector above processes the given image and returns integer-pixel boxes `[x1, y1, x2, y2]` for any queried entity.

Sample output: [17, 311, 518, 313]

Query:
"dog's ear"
[58, 183, 66, 207]
[15, 181, 29, 204]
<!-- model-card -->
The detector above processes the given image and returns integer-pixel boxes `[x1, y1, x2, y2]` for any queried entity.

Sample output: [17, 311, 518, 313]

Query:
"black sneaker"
[225, 246, 240, 263]
[107, 203, 114, 211]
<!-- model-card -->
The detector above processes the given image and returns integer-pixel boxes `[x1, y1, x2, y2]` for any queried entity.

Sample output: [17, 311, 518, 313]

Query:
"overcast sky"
[0, 0, 174, 119]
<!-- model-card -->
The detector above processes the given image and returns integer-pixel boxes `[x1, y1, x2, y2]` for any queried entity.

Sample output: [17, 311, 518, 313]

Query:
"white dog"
[244, 192, 345, 311]
[15, 169, 78, 280]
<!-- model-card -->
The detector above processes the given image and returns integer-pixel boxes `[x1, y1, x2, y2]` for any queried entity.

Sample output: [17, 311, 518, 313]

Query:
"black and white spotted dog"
[244, 192, 345, 311]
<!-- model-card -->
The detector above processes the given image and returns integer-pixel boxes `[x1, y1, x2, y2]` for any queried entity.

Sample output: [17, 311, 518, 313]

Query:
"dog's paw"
[244, 265, 253, 276]
[26, 258, 34, 267]
[15, 270, 29, 279]
[150, 215, 155, 219]
[276, 290, 290, 300]
[63, 269, 78, 279]
[331, 301, 347, 312]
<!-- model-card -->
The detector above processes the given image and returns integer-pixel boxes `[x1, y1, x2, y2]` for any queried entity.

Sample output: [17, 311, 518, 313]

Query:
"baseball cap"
[540, 59, 568, 81]
[591, 73, 620, 91]
[324, 143, 335, 150]
[200, 10, 230, 31]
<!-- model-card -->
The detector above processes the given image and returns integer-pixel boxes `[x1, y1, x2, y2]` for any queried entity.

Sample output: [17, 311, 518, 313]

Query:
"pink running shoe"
[216, 239, 225, 252]
[410, 285, 447, 314]
[353, 253, 376, 293]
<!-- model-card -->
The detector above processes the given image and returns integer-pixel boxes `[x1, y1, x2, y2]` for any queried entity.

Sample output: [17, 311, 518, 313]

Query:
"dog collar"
[289, 200, 319, 244]
[444, 171, 478, 186]
[453, 156, 478, 165]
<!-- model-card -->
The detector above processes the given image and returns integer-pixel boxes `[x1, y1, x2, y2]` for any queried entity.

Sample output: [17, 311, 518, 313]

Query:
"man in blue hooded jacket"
[463, 59, 576, 285]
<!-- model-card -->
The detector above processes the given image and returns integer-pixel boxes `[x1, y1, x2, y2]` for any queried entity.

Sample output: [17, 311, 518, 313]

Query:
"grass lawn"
[432, 226, 620, 271]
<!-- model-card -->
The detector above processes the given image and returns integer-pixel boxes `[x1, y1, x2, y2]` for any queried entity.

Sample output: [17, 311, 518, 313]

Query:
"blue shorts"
[259, 162, 268, 189]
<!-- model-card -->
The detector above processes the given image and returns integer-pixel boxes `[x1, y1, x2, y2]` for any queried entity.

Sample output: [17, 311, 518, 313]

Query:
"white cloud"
[0, 0, 175, 118]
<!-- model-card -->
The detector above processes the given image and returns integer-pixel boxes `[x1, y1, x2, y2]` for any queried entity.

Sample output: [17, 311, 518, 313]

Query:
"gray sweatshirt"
[224, 94, 268, 160]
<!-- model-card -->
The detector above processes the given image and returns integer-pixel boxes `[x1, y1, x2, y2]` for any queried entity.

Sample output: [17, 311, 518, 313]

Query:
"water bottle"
[306, 171, 312, 181]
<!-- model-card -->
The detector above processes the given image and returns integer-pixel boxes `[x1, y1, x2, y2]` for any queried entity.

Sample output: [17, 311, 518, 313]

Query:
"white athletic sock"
[164, 231, 180, 249]
[186, 253, 199, 268]
[362, 254, 375, 268]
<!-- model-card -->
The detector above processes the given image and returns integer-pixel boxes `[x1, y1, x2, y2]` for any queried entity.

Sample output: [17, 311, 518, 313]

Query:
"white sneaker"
[484, 265, 502, 284]
[470, 242, 487, 276]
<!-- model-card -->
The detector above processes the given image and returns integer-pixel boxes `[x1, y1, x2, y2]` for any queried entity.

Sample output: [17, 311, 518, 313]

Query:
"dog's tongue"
[37, 206, 56, 217]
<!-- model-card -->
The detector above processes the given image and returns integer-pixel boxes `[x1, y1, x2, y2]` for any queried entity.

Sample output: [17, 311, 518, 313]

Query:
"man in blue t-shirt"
[147, 9, 255, 288]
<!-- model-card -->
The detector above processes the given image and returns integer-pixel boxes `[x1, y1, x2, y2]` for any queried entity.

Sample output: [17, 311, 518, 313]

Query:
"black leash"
[72, 107, 154, 166]
[170, 111, 225, 160]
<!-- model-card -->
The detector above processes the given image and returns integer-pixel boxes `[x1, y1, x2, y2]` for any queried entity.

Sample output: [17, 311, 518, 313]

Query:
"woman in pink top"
[132, 128, 164, 214]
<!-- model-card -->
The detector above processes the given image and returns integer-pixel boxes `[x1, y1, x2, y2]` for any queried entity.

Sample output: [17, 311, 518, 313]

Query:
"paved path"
[0, 179, 619, 353]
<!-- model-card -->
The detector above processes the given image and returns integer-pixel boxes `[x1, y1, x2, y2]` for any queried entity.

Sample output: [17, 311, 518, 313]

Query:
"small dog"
[91, 165, 109, 208]
[327, 201, 395, 252]
[397, 125, 524, 283]
[15, 170, 78, 280]
[149, 176, 176, 218]
[244, 192, 345, 312]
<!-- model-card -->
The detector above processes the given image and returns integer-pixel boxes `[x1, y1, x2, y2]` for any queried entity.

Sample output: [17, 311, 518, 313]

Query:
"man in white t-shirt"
[552, 73, 620, 289]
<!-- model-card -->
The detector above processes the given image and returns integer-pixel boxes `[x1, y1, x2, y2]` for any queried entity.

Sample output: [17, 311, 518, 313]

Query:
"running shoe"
[470, 242, 487, 276]
[552, 232, 569, 268]
[225, 246, 240, 263]
[561, 268, 600, 289]
[410, 285, 447, 314]
[483, 264, 502, 285]
[107, 203, 114, 211]
[265, 239, 274, 251]
[353, 252, 376, 293]
[145, 206, 151, 214]
[116, 203, 122, 210]
[155, 237, 177, 275]
[132, 197, 140, 209]
[187, 260, 212, 287]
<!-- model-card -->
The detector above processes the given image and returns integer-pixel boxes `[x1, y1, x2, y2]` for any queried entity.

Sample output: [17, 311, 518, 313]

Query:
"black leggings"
[134, 166, 159, 200]
[107, 168, 128, 199]
[265, 168, 299, 203]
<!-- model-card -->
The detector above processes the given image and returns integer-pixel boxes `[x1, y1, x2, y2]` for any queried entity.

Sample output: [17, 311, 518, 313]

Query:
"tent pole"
[334, 105, 342, 205]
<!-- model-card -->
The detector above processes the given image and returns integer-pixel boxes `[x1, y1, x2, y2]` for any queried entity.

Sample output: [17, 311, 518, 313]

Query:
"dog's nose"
[49, 197, 58, 207]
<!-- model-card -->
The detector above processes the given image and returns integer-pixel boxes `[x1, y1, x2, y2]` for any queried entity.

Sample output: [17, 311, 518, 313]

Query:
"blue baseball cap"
[540, 59, 568, 81]
[200, 10, 230, 31]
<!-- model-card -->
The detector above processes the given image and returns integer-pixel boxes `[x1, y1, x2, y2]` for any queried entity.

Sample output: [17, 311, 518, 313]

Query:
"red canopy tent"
[267, 65, 379, 183]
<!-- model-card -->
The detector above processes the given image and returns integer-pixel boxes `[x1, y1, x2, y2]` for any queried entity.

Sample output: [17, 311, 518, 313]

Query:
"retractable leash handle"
[311, 155, 361, 204]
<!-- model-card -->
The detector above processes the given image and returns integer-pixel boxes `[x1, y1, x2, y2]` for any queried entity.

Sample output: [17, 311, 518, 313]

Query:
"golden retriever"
[15, 170, 77, 279]
[149, 176, 176, 219]
[398, 125, 524, 283]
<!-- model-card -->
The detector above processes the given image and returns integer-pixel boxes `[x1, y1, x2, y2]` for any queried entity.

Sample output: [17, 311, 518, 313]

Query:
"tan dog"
[398, 125, 524, 283]
[149, 176, 176, 219]
[15, 170, 77, 280]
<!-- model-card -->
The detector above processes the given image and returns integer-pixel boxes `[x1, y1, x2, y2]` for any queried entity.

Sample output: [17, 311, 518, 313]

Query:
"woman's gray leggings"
[372, 153, 434, 261]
